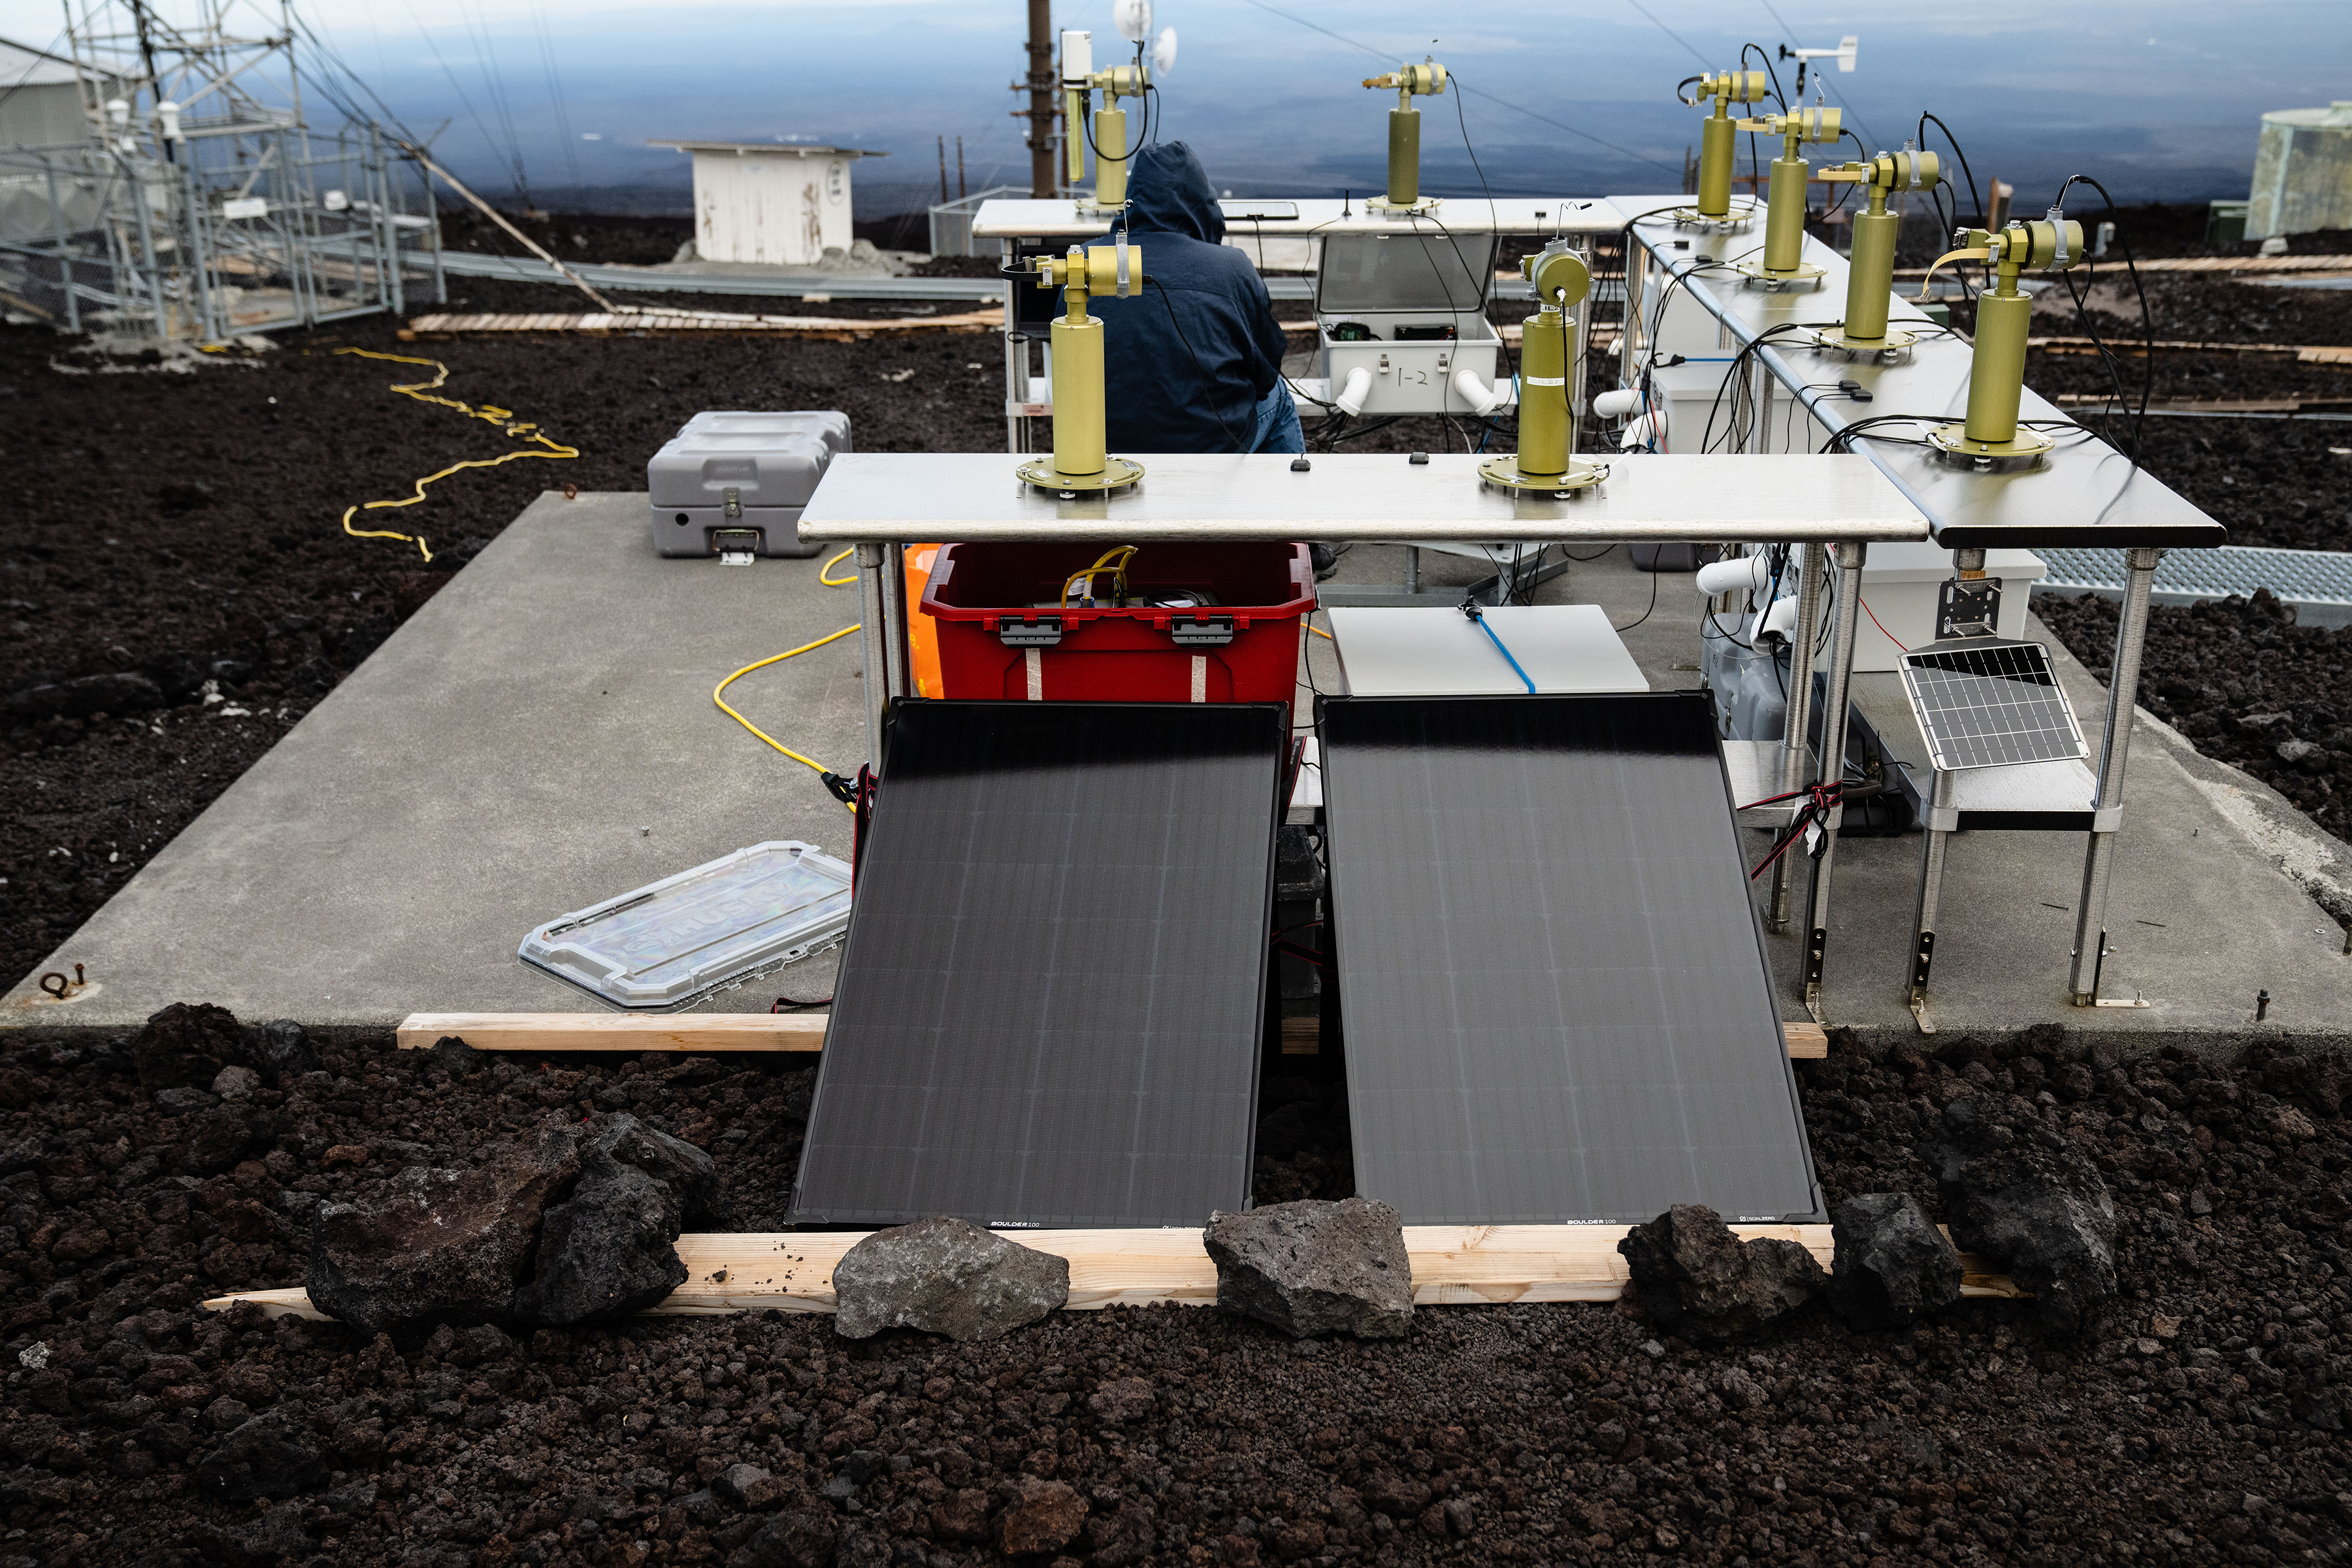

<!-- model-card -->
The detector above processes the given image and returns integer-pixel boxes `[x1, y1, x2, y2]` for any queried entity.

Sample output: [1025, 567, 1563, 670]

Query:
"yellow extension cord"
[330, 348, 581, 561]
[714, 547, 860, 805]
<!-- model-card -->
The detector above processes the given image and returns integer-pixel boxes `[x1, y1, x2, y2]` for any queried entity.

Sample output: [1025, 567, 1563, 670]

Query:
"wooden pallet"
[204, 1220, 2021, 1320]
[2030, 335, 2352, 363]
[1897, 253, 2352, 277]
[400, 308, 1002, 341]
[397, 1012, 1831, 1060]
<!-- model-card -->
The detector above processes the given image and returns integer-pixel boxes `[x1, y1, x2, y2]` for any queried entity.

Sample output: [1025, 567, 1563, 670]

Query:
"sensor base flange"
[1924, 424, 2053, 473]
[1364, 195, 1441, 217]
[1669, 202, 1759, 233]
[1477, 456, 1605, 496]
[1812, 326, 1922, 364]
[1016, 456, 1147, 495]
[1737, 260, 1825, 292]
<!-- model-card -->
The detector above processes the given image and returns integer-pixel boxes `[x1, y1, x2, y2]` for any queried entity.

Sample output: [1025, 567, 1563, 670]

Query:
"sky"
[5, 0, 2347, 214]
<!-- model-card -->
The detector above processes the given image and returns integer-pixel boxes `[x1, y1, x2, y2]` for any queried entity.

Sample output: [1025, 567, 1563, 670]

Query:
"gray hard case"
[647, 410, 851, 559]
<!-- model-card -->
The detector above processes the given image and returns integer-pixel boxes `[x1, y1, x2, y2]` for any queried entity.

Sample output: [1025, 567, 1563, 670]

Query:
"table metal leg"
[1404, 546, 1421, 596]
[1906, 768, 1956, 1034]
[880, 541, 912, 704]
[855, 542, 889, 774]
[1802, 541, 1867, 1019]
[2069, 546, 2164, 1004]
[1767, 543, 1822, 933]
[1748, 355, 1775, 454]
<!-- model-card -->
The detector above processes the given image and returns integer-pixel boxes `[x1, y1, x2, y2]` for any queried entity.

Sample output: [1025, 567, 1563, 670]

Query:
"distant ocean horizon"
[17, 0, 2338, 218]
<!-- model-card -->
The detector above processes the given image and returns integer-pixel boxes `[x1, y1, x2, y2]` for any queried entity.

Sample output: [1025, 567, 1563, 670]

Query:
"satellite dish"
[1152, 25, 1177, 75]
[1113, 0, 1151, 44]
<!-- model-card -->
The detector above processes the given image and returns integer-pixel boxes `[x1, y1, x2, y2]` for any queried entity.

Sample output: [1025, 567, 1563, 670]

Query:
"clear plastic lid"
[519, 840, 853, 1010]
[1315, 230, 1497, 314]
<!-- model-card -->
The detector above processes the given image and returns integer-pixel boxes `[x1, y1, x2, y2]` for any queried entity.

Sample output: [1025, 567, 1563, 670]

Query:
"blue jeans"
[1250, 380, 1305, 454]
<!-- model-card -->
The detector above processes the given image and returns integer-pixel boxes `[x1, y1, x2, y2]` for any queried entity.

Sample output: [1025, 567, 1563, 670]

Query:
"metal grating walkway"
[2030, 544, 2352, 629]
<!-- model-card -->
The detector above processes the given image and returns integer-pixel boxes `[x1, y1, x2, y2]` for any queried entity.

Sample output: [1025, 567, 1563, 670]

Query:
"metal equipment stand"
[2069, 546, 2164, 1005]
[853, 542, 913, 774]
[1766, 542, 1823, 933]
[1801, 540, 1867, 1020]
[1906, 768, 1957, 1031]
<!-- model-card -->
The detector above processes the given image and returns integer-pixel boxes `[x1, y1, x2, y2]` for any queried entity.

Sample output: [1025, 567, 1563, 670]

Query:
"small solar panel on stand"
[1896, 549, 2092, 1033]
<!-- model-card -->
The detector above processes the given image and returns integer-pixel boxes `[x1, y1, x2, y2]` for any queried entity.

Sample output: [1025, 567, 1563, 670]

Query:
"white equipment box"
[1316, 229, 1505, 416]
[1853, 541, 2044, 672]
[1327, 604, 1649, 696]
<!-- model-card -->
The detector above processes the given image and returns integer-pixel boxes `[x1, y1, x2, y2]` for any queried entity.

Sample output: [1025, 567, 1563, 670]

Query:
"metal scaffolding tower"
[0, 0, 440, 338]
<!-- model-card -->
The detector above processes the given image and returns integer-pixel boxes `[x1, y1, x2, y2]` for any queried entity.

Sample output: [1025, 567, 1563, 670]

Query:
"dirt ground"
[3, 206, 2350, 988]
[1, 1015, 2348, 1566]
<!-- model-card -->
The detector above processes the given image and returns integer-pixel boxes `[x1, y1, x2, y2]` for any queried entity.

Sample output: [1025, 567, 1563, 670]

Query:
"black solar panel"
[790, 700, 1287, 1230]
[1899, 639, 2087, 772]
[1319, 693, 1823, 1226]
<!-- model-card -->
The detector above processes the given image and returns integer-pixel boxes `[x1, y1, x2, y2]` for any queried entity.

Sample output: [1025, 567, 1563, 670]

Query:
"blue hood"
[1123, 142, 1224, 244]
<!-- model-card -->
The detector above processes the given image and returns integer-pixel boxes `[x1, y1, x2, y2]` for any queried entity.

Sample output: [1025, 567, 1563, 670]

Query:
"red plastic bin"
[920, 542, 1313, 713]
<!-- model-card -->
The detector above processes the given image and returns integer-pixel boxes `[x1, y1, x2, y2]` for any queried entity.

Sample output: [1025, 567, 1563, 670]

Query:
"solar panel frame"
[789, 699, 1289, 1230]
[1318, 691, 1825, 1227]
[1898, 638, 2089, 773]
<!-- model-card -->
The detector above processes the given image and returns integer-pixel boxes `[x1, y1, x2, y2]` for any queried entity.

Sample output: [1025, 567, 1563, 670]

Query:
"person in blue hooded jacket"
[1092, 141, 1304, 456]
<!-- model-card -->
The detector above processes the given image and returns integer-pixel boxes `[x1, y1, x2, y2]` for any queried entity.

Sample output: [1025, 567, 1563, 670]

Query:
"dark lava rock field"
[1, 1011, 2350, 1566]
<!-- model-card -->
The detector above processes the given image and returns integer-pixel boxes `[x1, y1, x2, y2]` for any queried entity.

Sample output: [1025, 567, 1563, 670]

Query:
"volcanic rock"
[1933, 1098, 2117, 1335]
[429, 1035, 485, 1074]
[830, 1217, 1069, 1341]
[1618, 1203, 1826, 1345]
[997, 1478, 1088, 1556]
[210, 1064, 261, 1100]
[715, 1462, 789, 1511]
[306, 1120, 582, 1337]
[515, 1156, 688, 1324]
[133, 1001, 244, 1091]
[1827, 1191, 1963, 1330]
[589, 1112, 727, 1226]
[193, 1413, 329, 1503]
[732, 1507, 840, 1568]
[1203, 1197, 1413, 1339]
[240, 1017, 322, 1081]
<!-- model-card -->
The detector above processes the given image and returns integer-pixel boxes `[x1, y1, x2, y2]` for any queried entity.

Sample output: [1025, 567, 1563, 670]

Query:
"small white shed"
[649, 140, 887, 266]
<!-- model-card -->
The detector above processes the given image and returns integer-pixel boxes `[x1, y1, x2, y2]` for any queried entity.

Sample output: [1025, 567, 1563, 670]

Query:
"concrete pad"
[4, 492, 871, 1028]
[12, 509, 2349, 1053]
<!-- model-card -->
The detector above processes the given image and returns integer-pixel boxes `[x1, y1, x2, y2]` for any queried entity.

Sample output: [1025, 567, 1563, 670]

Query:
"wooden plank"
[396, 1012, 1830, 1060]
[394, 1011, 826, 1053]
[203, 1222, 2021, 1320]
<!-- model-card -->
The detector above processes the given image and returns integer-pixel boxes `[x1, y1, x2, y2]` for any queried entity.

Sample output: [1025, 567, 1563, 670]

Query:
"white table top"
[797, 453, 1931, 545]
[971, 196, 1630, 240]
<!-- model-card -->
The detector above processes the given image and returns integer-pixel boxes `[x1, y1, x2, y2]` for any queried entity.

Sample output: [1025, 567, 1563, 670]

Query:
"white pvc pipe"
[1694, 551, 1772, 597]
[1759, 592, 1799, 641]
[1335, 366, 1374, 417]
[1619, 406, 1668, 450]
[1452, 367, 1509, 416]
[1592, 387, 1641, 419]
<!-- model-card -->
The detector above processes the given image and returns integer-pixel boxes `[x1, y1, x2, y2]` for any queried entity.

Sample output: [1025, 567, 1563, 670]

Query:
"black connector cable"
[2052, 172, 2155, 471]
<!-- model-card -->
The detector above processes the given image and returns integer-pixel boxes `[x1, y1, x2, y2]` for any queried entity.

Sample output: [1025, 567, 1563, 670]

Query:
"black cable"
[1918, 112, 1984, 227]
[1676, 74, 1706, 106]
[1146, 274, 1250, 452]
[1819, 129, 1869, 224]
[1616, 562, 1661, 632]
[2053, 172, 2154, 470]
[1742, 42, 1788, 112]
